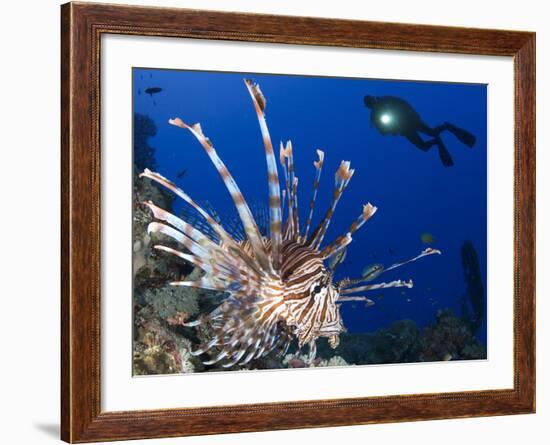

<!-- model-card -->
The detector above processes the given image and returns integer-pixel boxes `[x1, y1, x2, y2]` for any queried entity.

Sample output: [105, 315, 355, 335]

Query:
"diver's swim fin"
[445, 122, 476, 147]
[437, 142, 454, 167]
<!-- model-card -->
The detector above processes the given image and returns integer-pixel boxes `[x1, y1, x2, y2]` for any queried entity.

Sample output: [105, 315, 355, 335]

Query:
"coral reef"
[143, 284, 200, 322]
[319, 320, 423, 365]
[420, 309, 486, 361]
[283, 352, 350, 369]
[133, 313, 204, 375]
[132, 112, 214, 375]
[132, 179, 216, 375]
[315, 310, 485, 366]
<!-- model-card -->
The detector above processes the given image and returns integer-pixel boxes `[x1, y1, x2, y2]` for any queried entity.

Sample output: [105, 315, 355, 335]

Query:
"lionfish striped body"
[141, 79, 440, 368]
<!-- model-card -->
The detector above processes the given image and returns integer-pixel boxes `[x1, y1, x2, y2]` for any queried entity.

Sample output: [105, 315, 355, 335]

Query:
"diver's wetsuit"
[364, 95, 476, 167]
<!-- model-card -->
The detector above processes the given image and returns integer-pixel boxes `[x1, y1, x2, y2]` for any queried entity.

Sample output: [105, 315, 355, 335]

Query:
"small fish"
[176, 169, 187, 178]
[145, 87, 163, 97]
[364, 299, 375, 307]
[406, 298, 412, 303]
[420, 232, 435, 244]
[361, 263, 384, 281]
[328, 247, 347, 270]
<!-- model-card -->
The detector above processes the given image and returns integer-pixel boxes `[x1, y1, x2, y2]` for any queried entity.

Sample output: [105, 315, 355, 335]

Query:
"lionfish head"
[281, 243, 344, 348]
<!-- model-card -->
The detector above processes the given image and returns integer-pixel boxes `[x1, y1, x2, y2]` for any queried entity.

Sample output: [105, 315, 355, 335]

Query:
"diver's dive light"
[380, 113, 392, 125]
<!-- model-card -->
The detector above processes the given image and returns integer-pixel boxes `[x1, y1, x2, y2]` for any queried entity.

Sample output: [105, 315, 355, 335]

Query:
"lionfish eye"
[313, 285, 322, 295]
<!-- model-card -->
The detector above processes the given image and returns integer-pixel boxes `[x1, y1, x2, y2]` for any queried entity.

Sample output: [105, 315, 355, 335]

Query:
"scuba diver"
[364, 95, 477, 167]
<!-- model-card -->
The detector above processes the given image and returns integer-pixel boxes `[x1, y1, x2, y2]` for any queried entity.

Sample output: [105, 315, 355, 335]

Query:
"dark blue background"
[133, 68, 487, 345]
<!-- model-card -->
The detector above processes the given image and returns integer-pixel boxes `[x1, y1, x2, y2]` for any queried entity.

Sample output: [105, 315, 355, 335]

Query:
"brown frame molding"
[61, 2, 535, 442]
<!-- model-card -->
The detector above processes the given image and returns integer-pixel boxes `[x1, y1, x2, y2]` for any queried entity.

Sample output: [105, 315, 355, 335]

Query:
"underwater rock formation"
[315, 310, 486, 366]
[420, 308, 486, 361]
[132, 114, 211, 374]
[134, 113, 158, 172]
[132, 113, 175, 285]
[321, 320, 423, 365]
[133, 161, 182, 292]
[460, 240, 485, 334]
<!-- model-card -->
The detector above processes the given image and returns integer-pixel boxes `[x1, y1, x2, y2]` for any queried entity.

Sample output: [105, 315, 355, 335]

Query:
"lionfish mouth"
[140, 79, 441, 369]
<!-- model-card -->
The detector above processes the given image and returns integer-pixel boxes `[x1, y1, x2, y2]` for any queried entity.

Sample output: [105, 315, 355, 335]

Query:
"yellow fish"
[420, 232, 435, 244]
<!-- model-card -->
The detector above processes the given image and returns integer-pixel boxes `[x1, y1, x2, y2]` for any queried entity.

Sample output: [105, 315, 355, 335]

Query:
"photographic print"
[132, 68, 487, 375]
[61, 5, 535, 439]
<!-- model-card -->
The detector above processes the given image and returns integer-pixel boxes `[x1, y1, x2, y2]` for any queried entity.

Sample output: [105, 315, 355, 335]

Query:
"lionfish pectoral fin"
[306, 340, 317, 365]
[196, 295, 286, 368]
[202, 350, 228, 365]
[337, 296, 375, 307]
[338, 247, 441, 290]
[340, 279, 414, 295]
[383, 247, 442, 273]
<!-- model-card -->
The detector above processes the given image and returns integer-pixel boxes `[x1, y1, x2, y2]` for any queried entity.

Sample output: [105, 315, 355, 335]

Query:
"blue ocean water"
[133, 68, 487, 346]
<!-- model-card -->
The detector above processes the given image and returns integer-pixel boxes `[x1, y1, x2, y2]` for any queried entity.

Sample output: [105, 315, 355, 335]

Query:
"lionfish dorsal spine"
[321, 203, 377, 259]
[292, 176, 299, 236]
[279, 140, 297, 240]
[244, 79, 283, 271]
[168, 117, 274, 277]
[308, 160, 354, 249]
[321, 233, 352, 261]
[303, 149, 325, 242]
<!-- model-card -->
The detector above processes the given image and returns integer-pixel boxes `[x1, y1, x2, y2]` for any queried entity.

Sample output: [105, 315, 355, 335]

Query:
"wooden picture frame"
[61, 2, 535, 442]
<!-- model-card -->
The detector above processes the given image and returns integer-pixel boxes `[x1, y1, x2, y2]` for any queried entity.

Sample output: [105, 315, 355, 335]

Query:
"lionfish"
[140, 79, 440, 368]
